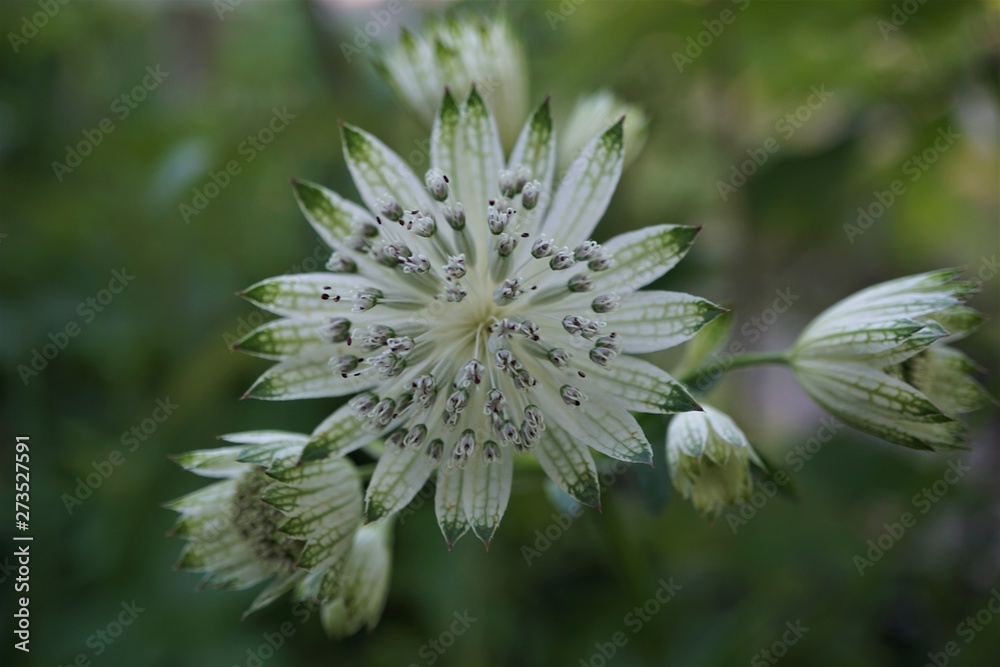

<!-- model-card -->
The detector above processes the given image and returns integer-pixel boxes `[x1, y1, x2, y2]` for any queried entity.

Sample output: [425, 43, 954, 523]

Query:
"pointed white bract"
[666, 404, 763, 519]
[374, 15, 528, 147]
[237, 91, 716, 547]
[790, 270, 986, 450]
[559, 90, 649, 172]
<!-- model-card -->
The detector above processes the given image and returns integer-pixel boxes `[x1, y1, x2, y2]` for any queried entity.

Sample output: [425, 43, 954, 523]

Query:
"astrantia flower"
[790, 270, 987, 451]
[169, 431, 366, 618]
[374, 15, 528, 147]
[667, 404, 763, 518]
[319, 519, 393, 638]
[235, 89, 722, 546]
[559, 90, 649, 172]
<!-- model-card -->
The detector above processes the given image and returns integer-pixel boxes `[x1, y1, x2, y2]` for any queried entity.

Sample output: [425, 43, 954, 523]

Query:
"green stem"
[679, 349, 791, 387]
[722, 350, 791, 370]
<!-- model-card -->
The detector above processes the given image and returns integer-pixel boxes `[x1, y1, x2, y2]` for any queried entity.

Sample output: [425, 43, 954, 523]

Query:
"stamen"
[400, 255, 431, 274]
[560, 385, 587, 407]
[326, 317, 351, 343]
[326, 253, 357, 273]
[591, 293, 620, 313]
[411, 375, 437, 409]
[404, 424, 428, 449]
[520, 320, 540, 341]
[349, 392, 378, 416]
[484, 389, 506, 415]
[377, 196, 403, 222]
[573, 241, 600, 261]
[360, 325, 394, 351]
[483, 440, 501, 463]
[411, 214, 436, 237]
[442, 204, 466, 231]
[548, 348, 571, 368]
[425, 169, 449, 201]
[331, 355, 359, 375]
[455, 359, 485, 388]
[549, 248, 576, 270]
[425, 438, 444, 461]
[443, 254, 467, 279]
[495, 277, 524, 305]
[444, 283, 468, 302]
[446, 389, 469, 413]
[568, 273, 593, 292]
[531, 236, 555, 259]
[496, 233, 518, 257]
[387, 336, 414, 354]
[521, 180, 541, 209]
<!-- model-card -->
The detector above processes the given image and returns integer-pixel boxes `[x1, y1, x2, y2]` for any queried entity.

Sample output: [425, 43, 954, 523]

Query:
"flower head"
[375, 15, 528, 147]
[790, 270, 988, 450]
[235, 90, 721, 546]
[667, 404, 763, 518]
[168, 431, 369, 620]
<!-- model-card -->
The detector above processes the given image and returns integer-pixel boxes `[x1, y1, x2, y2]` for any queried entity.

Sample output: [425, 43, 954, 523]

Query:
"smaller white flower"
[559, 90, 649, 172]
[374, 14, 528, 147]
[169, 431, 366, 618]
[790, 270, 985, 451]
[318, 519, 394, 638]
[667, 404, 763, 518]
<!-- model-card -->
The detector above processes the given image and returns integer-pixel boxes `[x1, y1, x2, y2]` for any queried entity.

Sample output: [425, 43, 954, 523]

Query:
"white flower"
[559, 90, 649, 172]
[666, 404, 763, 518]
[235, 90, 722, 547]
[168, 431, 365, 618]
[319, 519, 393, 638]
[790, 270, 986, 450]
[374, 15, 528, 147]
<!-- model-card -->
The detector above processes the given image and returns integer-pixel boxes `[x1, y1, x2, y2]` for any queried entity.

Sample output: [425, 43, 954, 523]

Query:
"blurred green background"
[2, 0, 998, 666]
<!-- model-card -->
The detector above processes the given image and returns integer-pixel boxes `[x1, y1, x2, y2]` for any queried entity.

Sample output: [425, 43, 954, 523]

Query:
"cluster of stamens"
[315, 164, 626, 470]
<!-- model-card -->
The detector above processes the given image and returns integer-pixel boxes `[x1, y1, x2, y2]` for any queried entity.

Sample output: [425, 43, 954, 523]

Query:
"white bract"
[235, 89, 721, 546]
[790, 270, 987, 451]
[375, 15, 528, 147]
[667, 404, 763, 518]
